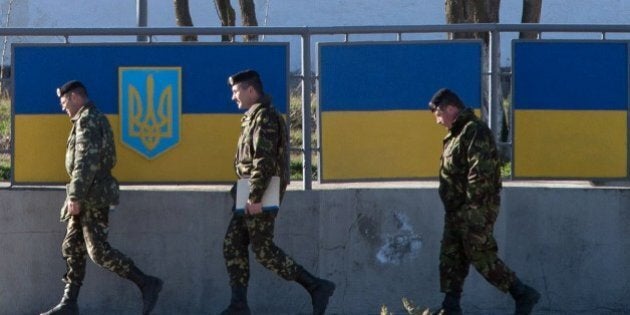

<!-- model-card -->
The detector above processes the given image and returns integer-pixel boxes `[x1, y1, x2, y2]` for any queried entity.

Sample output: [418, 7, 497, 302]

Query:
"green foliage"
[290, 157, 318, 180]
[0, 157, 9, 180]
[501, 161, 512, 178]
[0, 96, 9, 181]
[0, 97, 9, 137]
[288, 88, 318, 180]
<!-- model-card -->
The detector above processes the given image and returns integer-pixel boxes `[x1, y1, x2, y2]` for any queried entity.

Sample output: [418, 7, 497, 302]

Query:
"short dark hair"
[228, 69, 264, 94]
[428, 88, 464, 112]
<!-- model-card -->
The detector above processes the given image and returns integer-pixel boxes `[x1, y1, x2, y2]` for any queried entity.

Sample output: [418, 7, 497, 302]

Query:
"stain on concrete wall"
[376, 212, 423, 265]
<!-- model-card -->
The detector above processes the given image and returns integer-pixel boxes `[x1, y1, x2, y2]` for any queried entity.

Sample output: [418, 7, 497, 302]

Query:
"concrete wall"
[1, 184, 629, 315]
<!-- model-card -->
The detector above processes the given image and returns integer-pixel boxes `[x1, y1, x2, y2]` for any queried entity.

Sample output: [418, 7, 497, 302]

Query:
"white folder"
[235, 176, 280, 214]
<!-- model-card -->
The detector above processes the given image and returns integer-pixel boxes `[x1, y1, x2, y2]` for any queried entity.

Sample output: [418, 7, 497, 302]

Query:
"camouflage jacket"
[61, 102, 119, 221]
[235, 95, 290, 203]
[439, 108, 501, 213]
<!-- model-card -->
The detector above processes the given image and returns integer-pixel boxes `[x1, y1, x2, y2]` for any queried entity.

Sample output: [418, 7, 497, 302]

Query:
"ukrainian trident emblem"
[119, 67, 181, 159]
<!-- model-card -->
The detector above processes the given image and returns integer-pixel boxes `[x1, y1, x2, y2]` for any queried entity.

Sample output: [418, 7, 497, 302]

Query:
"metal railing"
[3, 24, 630, 188]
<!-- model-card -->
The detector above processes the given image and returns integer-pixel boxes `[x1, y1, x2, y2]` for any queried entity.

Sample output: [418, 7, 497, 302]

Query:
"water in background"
[6, 0, 630, 68]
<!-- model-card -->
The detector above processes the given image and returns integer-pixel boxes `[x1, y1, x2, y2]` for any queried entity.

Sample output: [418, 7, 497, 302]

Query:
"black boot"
[435, 292, 462, 315]
[295, 268, 336, 315]
[127, 266, 163, 315]
[220, 286, 251, 315]
[509, 278, 540, 315]
[40, 283, 80, 315]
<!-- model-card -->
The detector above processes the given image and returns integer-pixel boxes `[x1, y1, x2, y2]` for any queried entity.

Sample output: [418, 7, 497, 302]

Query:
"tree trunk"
[239, 0, 259, 42]
[445, 0, 474, 39]
[444, 0, 502, 132]
[173, 0, 198, 41]
[520, 0, 542, 39]
[486, 0, 501, 21]
[445, 0, 500, 44]
[215, 0, 236, 42]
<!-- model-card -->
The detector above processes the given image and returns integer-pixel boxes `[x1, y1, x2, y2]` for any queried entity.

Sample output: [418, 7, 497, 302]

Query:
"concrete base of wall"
[1, 183, 629, 314]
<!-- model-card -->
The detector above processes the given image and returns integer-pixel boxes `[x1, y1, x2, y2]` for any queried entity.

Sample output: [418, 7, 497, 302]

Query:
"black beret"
[428, 88, 464, 110]
[56, 80, 86, 97]
[228, 69, 261, 86]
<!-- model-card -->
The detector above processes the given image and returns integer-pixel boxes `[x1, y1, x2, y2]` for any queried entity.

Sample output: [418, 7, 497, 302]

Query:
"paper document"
[235, 176, 280, 214]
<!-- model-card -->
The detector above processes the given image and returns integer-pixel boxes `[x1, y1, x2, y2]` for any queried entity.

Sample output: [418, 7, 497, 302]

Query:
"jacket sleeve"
[248, 109, 280, 202]
[464, 125, 500, 211]
[67, 114, 100, 201]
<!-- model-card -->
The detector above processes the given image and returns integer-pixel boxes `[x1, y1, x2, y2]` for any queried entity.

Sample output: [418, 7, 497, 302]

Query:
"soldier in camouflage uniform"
[428, 88, 540, 315]
[41, 80, 163, 315]
[220, 70, 335, 315]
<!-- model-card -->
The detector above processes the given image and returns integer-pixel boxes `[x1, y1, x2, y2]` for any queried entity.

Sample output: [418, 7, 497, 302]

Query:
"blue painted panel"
[319, 41, 482, 111]
[12, 43, 288, 114]
[513, 41, 628, 110]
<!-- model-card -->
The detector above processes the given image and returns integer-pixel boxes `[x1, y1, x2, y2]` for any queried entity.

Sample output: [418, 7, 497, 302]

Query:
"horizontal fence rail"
[5, 24, 630, 36]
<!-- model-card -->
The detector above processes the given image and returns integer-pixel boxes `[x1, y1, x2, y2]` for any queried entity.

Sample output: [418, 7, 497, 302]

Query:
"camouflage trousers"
[439, 204, 516, 293]
[61, 206, 134, 286]
[223, 212, 300, 287]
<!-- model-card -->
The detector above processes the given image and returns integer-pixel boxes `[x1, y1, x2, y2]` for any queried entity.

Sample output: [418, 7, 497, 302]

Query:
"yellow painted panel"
[14, 115, 69, 183]
[14, 114, 241, 183]
[321, 110, 446, 180]
[514, 110, 627, 178]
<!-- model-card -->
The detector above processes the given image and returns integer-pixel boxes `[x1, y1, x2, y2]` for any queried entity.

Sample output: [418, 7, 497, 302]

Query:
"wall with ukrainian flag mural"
[318, 41, 482, 181]
[512, 40, 628, 178]
[12, 43, 288, 184]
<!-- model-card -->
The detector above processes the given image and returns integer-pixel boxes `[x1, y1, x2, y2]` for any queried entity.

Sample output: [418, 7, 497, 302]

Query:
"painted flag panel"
[12, 43, 289, 183]
[512, 40, 628, 178]
[318, 41, 482, 180]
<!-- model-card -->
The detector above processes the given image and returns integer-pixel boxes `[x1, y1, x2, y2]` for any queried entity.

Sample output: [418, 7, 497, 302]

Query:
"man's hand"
[246, 200, 262, 215]
[67, 199, 82, 216]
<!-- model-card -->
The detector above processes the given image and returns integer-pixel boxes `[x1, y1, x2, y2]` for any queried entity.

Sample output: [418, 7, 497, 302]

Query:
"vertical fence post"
[489, 28, 501, 141]
[301, 31, 313, 190]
